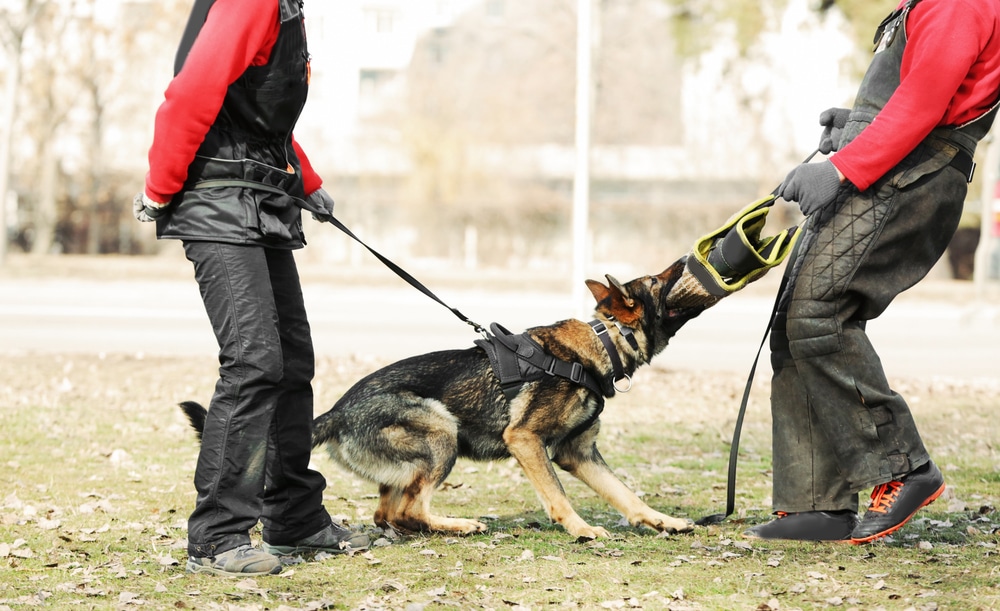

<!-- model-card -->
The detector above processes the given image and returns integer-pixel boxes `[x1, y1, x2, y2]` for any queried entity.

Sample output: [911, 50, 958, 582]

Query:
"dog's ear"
[585, 278, 611, 303]
[588, 275, 642, 325]
[605, 275, 635, 307]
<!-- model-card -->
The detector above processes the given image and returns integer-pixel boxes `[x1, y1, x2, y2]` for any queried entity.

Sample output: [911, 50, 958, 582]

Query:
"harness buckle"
[568, 362, 585, 384]
[543, 357, 557, 377]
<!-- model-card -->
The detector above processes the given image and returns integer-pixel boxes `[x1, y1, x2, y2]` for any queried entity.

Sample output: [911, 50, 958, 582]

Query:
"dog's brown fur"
[308, 258, 704, 539]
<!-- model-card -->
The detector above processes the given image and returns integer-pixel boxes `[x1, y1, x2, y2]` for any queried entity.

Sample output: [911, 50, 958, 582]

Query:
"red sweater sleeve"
[292, 136, 323, 196]
[144, 0, 280, 203]
[831, 0, 1000, 191]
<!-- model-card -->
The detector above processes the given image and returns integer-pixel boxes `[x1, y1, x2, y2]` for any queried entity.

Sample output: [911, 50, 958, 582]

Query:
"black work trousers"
[768, 141, 967, 513]
[183, 241, 331, 558]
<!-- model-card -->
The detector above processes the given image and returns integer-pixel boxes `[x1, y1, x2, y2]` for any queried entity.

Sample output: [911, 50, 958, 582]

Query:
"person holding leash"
[746, 0, 1000, 542]
[134, 0, 369, 574]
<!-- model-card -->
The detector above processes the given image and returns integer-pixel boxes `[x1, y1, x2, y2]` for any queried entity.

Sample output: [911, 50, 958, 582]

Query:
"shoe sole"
[850, 481, 945, 544]
[264, 544, 369, 557]
[742, 530, 855, 543]
[186, 561, 282, 576]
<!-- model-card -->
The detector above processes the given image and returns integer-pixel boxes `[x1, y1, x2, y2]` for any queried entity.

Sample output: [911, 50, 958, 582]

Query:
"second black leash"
[697, 149, 819, 526]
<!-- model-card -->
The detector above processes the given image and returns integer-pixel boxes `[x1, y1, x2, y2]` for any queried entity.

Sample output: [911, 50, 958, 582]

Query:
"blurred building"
[297, 0, 855, 194]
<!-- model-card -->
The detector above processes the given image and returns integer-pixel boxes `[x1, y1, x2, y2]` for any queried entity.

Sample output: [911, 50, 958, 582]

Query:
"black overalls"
[768, 0, 995, 513]
[161, 0, 333, 558]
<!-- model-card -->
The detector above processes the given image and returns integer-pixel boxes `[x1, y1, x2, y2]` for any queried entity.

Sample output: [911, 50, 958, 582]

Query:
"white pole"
[571, 0, 593, 318]
[975, 128, 999, 294]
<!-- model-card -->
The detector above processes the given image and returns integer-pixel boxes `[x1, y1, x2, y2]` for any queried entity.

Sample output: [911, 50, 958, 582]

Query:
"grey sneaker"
[263, 523, 371, 557]
[186, 544, 282, 576]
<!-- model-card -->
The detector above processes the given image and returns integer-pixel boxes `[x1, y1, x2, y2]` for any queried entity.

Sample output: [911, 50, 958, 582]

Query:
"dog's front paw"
[428, 517, 489, 535]
[566, 523, 611, 540]
[633, 511, 695, 534]
[654, 516, 695, 534]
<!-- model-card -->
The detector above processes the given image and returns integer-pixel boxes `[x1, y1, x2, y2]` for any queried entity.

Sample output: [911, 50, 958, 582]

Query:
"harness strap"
[588, 319, 635, 393]
[589, 321, 625, 382]
[475, 323, 609, 401]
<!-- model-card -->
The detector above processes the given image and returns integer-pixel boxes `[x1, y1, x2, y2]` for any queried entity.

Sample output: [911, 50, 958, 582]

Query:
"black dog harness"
[474, 321, 635, 403]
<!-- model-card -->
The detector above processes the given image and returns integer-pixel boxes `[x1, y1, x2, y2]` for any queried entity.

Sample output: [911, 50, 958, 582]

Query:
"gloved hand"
[818, 107, 850, 154]
[132, 192, 170, 222]
[307, 188, 335, 222]
[777, 160, 842, 217]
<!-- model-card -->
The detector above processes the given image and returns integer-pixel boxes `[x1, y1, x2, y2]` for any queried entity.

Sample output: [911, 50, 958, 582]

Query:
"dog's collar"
[589, 319, 633, 393]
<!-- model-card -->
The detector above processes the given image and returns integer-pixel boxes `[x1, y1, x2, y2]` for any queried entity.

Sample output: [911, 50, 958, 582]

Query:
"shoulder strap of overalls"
[173, 0, 217, 75]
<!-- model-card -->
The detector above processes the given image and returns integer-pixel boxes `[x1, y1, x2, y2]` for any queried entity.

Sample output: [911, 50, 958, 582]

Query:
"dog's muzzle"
[665, 195, 799, 309]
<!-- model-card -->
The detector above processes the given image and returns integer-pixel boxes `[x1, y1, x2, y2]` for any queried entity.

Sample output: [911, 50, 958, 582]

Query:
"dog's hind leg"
[345, 396, 487, 535]
[393, 475, 488, 535]
[374, 484, 404, 530]
[552, 425, 693, 535]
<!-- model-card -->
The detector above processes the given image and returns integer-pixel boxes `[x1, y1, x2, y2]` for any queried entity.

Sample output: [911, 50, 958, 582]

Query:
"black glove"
[818, 107, 850, 155]
[777, 161, 842, 217]
[306, 188, 335, 222]
[132, 192, 170, 222]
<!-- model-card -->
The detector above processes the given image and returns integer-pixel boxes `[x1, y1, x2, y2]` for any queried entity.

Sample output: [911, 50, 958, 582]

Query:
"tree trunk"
[0, 47, 21, 265]
[30, 141, 58, 255]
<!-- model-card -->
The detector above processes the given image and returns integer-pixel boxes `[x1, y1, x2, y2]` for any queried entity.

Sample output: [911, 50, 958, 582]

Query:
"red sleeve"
[144, 0, 279, 203]
[831, 0, 1000, 191]
[292, 136, 323, 196]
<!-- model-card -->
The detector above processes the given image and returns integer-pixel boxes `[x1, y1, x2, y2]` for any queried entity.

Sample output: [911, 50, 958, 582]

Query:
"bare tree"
[1, 0, 186, 259]
[0, 0, 42, 264]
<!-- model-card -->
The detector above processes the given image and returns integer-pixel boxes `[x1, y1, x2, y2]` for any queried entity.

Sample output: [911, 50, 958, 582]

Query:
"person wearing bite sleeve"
[746, 0, 1000, 543]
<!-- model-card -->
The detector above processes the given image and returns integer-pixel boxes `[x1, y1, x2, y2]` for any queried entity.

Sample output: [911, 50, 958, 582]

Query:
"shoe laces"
[866, 480, 904, 514]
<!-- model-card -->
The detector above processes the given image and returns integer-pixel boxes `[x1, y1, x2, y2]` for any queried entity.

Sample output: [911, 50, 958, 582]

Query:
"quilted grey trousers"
[768, 141, 967, 513]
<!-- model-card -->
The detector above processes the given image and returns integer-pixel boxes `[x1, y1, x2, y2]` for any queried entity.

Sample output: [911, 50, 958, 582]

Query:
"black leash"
[323, 214, 489, 336]
[695, 151, 817, 526]
[192, 178, 490, 336]
[694, 231, 804, 525]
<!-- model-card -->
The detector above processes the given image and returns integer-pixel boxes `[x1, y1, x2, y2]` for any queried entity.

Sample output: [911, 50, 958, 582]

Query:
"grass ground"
[1, 350, 998, 610]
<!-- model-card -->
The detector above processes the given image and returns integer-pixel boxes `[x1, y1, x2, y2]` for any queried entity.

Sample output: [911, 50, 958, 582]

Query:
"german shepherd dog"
[181, 259, 703, 540]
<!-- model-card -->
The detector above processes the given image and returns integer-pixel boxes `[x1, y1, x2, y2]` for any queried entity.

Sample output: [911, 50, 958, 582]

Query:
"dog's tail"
[178, 401, 207, 442]
[311, 408, 341, 451]
[179, 400, 333, 450]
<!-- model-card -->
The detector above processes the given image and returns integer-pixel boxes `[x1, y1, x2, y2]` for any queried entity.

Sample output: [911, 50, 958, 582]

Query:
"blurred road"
[2, 259, 998, 382]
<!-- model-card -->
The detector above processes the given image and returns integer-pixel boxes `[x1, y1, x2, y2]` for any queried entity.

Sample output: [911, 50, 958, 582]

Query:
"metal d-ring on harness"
[589, 318, 637, 393]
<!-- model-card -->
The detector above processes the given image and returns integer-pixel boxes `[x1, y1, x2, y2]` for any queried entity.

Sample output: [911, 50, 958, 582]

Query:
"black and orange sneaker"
[850, 460, 945, 544]
[743, 510, 859, 541]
